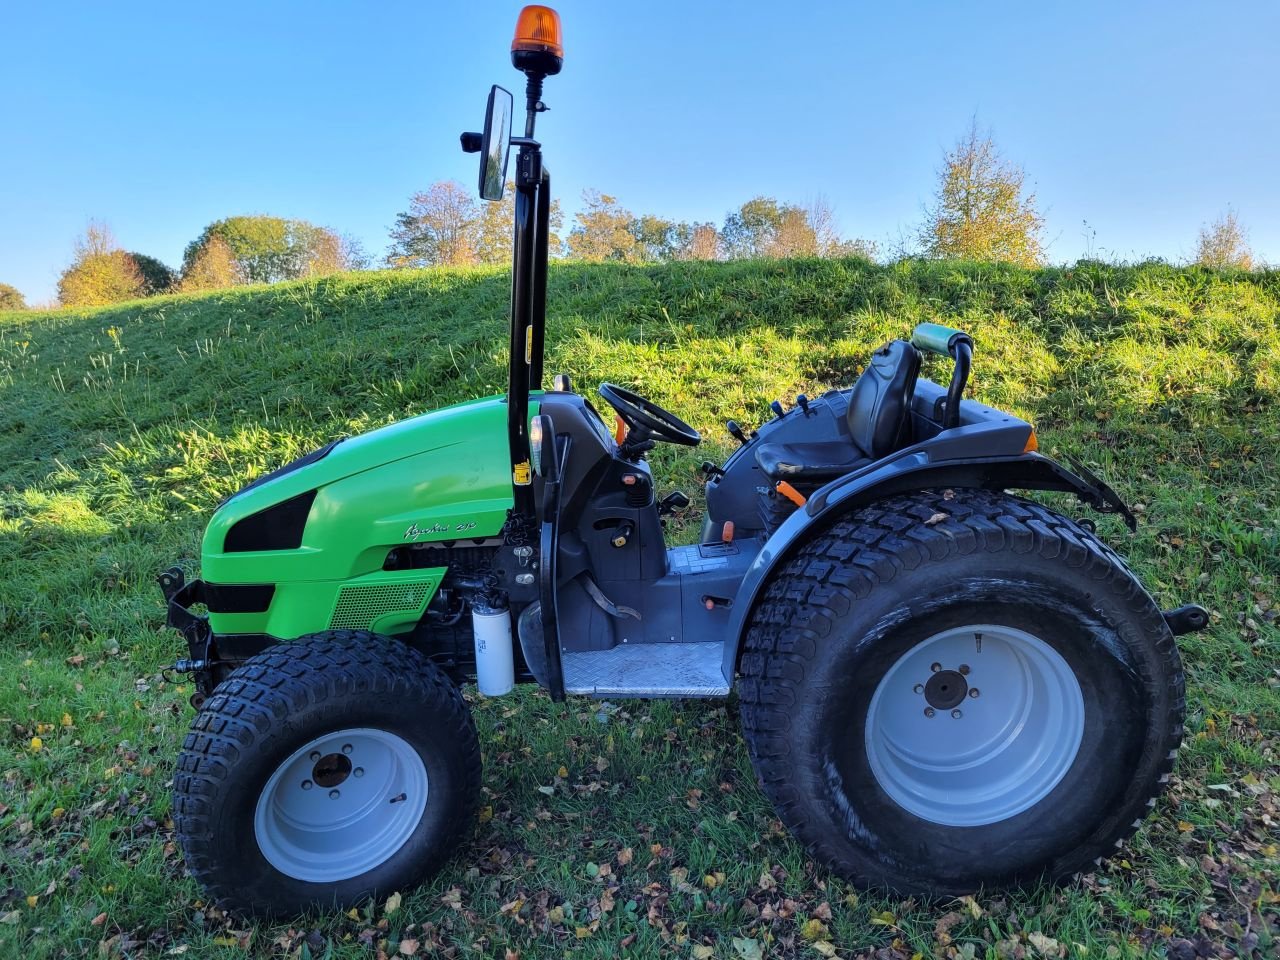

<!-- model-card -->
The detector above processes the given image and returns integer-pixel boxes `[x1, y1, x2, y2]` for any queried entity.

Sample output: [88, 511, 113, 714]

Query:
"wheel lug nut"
[924, 707, 935, 717]
[301, 780, 313, 790]
[969, 688, 980, 698]
[959, 664, 971, 675]
[329, 789, 341, 799]
[309, 751, 321, 762]
[912, 683, 924, 694]
[342, 743, 353, 754]
[354, 767, 365, 778]
[930, 662, 942, 673]
[951, 709, 963, 719]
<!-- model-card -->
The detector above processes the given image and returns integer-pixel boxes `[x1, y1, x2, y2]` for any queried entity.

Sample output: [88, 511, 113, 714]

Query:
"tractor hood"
[201, 395, 534, 586]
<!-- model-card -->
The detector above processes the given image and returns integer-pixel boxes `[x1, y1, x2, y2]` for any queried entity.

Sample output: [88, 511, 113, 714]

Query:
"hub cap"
[864, 624, 1085, 827]
[254, 728, 428, 882]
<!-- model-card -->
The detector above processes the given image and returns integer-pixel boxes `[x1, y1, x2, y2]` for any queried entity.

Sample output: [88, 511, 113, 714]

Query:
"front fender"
[721, 451, 1137, 678]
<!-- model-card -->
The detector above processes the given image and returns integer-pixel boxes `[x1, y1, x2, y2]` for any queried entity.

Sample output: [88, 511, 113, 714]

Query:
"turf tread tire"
[738, 489, 1184, 895]
[173, 631, 481, 917]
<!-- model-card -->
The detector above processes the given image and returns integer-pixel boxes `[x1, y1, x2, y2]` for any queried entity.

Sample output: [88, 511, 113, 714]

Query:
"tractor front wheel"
[738, 490, 1184, 895]
[173, 632, 481, 917]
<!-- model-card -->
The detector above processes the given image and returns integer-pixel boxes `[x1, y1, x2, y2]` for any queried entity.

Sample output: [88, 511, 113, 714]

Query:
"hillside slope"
[1, 259, 1276, 957]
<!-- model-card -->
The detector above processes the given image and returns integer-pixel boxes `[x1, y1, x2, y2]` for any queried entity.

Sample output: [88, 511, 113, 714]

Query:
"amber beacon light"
[511, 5, 563, 75]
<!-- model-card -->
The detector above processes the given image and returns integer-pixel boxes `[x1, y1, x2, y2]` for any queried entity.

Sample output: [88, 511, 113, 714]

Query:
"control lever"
[701, 460, 725, 479]
[726, 420, 748, 445]
[797, 394, 811, 416]
[658, 491, 691, 517]
[610, 520, 634, 548]
[770, 400, 785, 419]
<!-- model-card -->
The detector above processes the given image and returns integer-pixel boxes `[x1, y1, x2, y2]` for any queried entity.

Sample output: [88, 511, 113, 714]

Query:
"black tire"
[738, 489, 1184, 895]
[173, 631, 481, 917]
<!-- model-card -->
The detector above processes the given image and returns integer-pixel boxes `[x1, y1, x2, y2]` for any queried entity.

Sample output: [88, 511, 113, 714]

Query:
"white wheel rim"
[865, 624, 1085, 827]
[253, 727, 429, 882]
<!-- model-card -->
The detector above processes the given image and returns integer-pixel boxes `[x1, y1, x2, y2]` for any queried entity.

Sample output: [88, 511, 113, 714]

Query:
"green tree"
[129, 253, 176, 295]
[1195, 209, 1252, 270]
[567, 191, 642, 262]
[919, 120, 1043, 266]
[721, 197, 786, 259]
[0, 283, 26, 310]
[184, 216, 348, 283]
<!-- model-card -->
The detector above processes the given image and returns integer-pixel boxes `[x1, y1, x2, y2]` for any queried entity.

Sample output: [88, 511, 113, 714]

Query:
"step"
[561, 641, 730, 698]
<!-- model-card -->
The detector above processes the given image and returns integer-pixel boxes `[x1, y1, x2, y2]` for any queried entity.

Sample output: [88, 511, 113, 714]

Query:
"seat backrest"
[846, 339, 921, 458]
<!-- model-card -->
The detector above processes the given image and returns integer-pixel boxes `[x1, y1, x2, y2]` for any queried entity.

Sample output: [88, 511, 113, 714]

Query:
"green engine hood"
[202, 395, 532, 587]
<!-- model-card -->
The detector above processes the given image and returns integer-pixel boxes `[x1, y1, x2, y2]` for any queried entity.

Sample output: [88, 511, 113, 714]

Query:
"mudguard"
[721, 449, 1138, 677]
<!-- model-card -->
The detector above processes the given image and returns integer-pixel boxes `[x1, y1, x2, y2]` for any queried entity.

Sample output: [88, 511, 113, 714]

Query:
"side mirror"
[478, 85, 513, 201]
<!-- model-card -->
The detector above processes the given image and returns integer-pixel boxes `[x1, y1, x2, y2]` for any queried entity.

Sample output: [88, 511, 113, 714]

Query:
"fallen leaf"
[617, 847, 634, 865]
[1027, 932, 1061, 956]
[812, 942, 837, 958]
[384, 892, 402, 915]
[1, 911, 20, 924]
[398, 939, 419, 956]
[91, 912, 108, 927]
[733, 938, 764, 960]
[926, 512, 948, 525]
[29, 737, 42, 753]
[25, 896, 37, 908]
[692, 946, 715, 959]
[800, 918, 830, 941]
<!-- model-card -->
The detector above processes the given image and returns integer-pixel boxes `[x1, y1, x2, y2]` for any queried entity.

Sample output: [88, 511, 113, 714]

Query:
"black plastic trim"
[224, 489, 317, 553]
[204, 583, 276, 614]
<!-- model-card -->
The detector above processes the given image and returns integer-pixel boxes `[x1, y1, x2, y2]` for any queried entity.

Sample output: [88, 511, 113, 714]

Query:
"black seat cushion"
[754, 441, 872, 483]
[755, 340, 920, 484]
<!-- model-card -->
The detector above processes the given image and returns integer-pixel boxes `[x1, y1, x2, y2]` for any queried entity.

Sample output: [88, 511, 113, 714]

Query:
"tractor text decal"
[403, 520, 478, 541]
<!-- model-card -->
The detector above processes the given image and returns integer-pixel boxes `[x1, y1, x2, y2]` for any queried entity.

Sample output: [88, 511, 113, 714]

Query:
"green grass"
[0, 258, 1276, 959]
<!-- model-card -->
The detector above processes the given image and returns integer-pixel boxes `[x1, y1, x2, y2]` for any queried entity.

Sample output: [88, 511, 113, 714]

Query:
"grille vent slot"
[329, 581, 431, 630]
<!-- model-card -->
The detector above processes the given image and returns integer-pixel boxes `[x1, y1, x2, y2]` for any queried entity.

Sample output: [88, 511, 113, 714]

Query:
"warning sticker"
[513, 460, 532, 485]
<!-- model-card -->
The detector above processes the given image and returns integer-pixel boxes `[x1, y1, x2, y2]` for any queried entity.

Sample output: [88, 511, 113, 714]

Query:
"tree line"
[0, 122, 1258, 311]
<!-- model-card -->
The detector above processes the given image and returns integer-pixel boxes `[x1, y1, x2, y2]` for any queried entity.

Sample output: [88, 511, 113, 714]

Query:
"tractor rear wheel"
[738, 489, 1184, 895]
[173, 631, 481, 917]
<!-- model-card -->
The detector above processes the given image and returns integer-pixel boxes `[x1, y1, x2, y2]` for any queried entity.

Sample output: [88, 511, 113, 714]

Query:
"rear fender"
[721, 451, 1137, 678]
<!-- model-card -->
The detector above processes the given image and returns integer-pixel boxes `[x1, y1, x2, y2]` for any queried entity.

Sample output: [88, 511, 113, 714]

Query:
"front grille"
[329, 581, 432, 630]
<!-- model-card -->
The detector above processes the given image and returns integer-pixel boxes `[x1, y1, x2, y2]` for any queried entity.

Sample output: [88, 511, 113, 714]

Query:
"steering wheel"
[598, 383, 701, 448]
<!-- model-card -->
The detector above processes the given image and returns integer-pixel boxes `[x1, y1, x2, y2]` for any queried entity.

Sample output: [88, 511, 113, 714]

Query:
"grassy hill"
[1, 259, 1276, 958]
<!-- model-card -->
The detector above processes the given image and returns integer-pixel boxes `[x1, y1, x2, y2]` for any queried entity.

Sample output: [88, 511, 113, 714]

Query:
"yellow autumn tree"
[920, 121, 1043, 266]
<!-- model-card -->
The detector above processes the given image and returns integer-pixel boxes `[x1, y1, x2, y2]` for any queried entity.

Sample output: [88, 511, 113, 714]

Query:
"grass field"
[0, 258, 1276, 959]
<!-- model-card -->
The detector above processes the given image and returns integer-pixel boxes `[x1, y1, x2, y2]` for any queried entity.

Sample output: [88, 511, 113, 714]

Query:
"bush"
[0, 283, 26, 311]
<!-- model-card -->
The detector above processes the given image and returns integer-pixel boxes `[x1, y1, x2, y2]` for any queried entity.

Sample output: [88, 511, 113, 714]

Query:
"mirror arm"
[460, 132, 482, 154]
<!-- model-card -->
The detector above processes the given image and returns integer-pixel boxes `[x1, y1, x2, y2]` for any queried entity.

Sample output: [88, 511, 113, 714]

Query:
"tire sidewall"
[779, 545, 1176, 891]
[185, 660, 476, 911]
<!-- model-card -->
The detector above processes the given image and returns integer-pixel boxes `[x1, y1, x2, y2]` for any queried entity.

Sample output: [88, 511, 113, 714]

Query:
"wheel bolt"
[959, 664, 971, 675]
[969, 688, 980, 698]
[309, 751, 321, 762]
[301, 780, 313, 790]
[951, 709, 963, 719]
[930, 662, 942, 673]
[342, 743, 353, 754]
[924, 707, 935, 717]
[329, 789, 341, 799]
[354, 767, 365, 778]
[913, 683, 924, 694]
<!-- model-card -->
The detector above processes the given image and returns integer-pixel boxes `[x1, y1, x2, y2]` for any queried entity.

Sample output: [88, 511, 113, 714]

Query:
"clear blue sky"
[2, 1, 1277, 304]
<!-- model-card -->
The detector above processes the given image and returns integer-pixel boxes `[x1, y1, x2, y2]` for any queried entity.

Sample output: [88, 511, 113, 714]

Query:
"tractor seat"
[755, 339, 921, 483]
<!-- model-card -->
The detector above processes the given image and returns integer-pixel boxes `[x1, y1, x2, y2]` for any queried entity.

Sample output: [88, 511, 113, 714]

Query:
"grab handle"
[911, 322, 972, 358]
[911, 324, 973, 430]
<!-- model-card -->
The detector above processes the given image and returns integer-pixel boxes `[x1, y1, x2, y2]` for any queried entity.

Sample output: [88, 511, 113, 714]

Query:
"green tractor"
[160, 5, 1208, 917]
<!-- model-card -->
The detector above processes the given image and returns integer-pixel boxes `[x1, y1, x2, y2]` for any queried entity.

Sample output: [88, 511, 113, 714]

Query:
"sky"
[2, 0, 1278, 304]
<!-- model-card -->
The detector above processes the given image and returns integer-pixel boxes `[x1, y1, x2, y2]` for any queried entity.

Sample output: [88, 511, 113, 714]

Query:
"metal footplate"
[561, 641, 731, 698]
